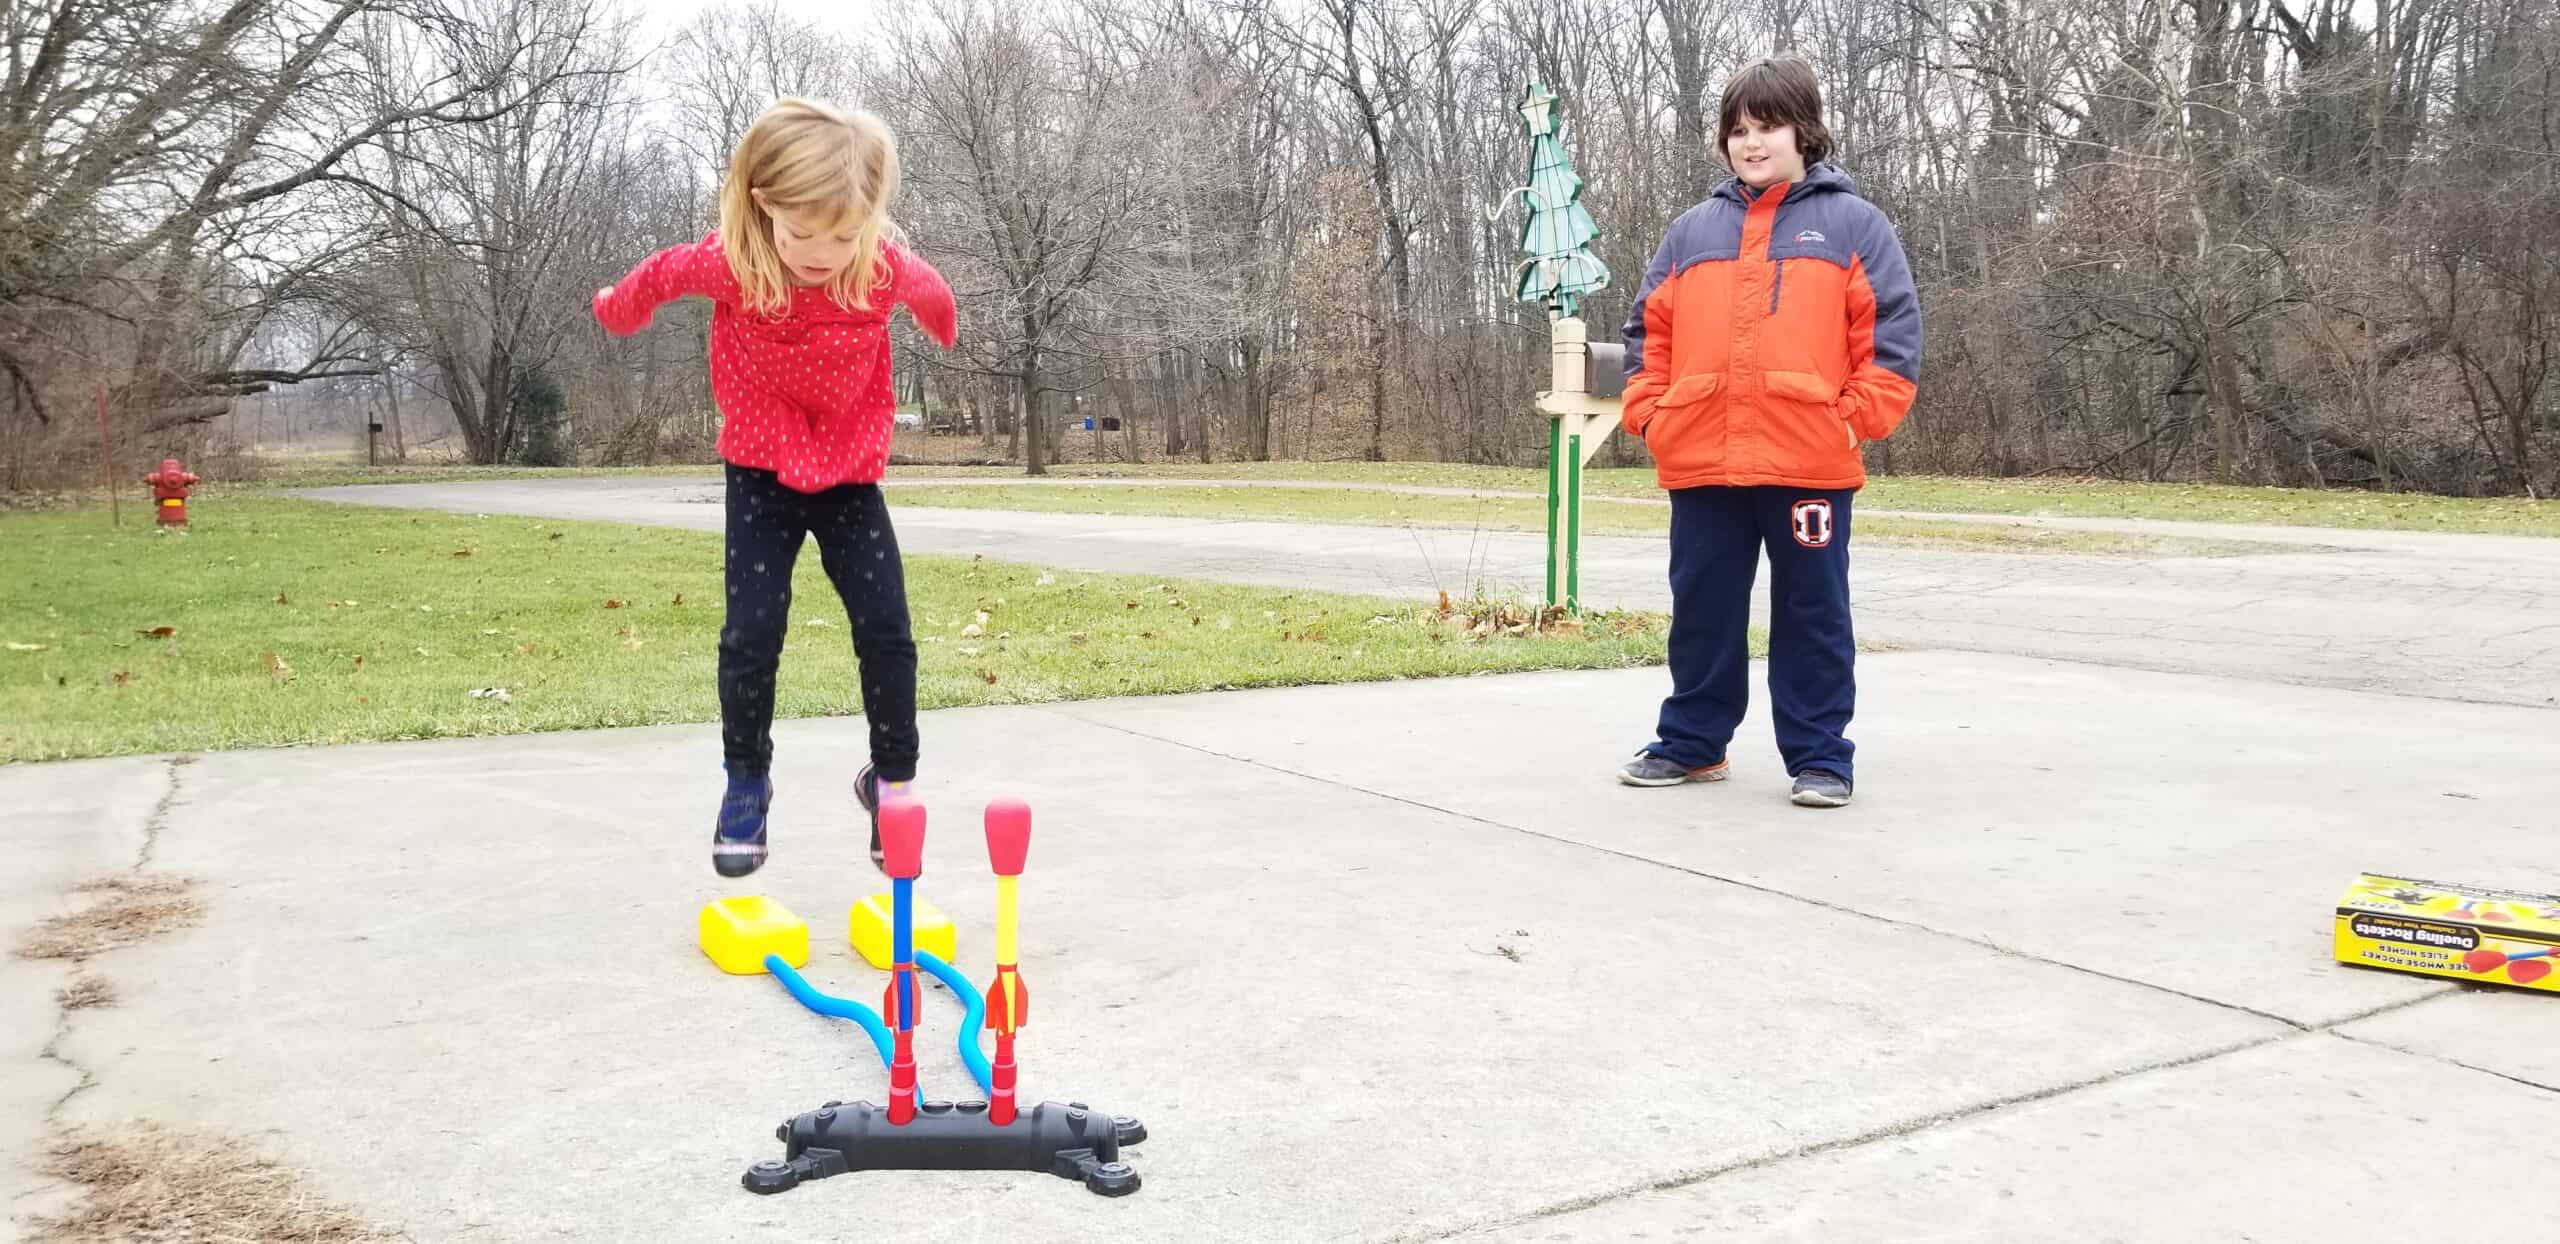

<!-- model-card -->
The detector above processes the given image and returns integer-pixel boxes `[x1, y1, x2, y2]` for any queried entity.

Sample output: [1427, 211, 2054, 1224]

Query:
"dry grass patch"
[33, 1122, 392, 1243]
[54, 973, 118, 1009]
[15, 876, 203, 960]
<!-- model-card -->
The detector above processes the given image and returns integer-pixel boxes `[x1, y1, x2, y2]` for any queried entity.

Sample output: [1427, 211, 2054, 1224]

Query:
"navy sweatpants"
[718, 463, 920, 783]
[1645, 485, 1857, 782]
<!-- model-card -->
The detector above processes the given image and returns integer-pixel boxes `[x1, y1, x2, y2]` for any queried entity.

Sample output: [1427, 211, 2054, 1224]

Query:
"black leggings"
[718, 463, 919, 782]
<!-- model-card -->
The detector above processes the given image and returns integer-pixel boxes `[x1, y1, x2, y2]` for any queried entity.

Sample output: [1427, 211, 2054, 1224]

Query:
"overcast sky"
[629, 0, 890, 41]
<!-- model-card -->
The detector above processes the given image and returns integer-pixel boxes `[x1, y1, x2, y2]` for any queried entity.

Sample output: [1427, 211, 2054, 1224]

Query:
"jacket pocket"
[1757, 370, 1861, 468]
[1645, 372, 1724, 476]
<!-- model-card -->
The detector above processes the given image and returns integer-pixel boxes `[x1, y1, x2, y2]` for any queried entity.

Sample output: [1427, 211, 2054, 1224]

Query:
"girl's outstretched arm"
[885, 241, 958, 349]
[593, 233, 740, 336]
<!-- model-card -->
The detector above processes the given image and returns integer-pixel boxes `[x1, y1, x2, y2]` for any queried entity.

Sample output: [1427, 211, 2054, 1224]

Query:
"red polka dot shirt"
[592, 231, 959, 493]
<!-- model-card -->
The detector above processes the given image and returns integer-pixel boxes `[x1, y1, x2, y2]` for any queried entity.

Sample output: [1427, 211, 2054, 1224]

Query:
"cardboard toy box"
[2335, 873, 2560, 994]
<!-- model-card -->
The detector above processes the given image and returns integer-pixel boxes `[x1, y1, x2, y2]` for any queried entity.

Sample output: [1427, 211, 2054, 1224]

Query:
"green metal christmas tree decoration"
[1512, 83, 1610, 319]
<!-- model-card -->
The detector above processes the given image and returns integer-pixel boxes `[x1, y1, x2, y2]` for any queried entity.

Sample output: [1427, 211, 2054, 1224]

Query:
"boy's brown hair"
[1717, 54, 1833, 168]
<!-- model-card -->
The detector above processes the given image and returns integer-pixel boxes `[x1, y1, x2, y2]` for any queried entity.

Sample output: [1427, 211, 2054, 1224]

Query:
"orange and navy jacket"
[1619, 162, 1920, 491]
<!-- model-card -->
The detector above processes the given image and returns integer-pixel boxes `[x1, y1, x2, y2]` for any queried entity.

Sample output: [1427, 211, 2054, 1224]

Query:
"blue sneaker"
[855, 764, 882, 873]
[712, 776, 772, 877]
[854, 764, 918, 875]
[1617, 752, 1731, 787]
[1790, 770, 1853, 808]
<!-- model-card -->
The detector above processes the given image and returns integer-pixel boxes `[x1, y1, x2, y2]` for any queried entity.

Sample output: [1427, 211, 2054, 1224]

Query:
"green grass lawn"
[883, 483, 2272, 557]
[0, 498, 1678, 763]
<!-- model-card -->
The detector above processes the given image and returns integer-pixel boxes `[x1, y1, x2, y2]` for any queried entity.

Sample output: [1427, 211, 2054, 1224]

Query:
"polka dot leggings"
[719, 463, 919, 783]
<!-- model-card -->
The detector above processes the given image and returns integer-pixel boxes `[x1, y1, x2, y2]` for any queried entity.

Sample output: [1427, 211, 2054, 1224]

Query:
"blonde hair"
[718, 98, 900, 317]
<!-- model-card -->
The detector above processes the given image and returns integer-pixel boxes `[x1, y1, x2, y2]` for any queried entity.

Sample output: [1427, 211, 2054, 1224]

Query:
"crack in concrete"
[1390, 999, 2450, 1243]
[133, 754, 193, 874]
[37, 990, 95, 1126]
[2331, 1030, 2560, 1098]
[28, 752, 196, 1158]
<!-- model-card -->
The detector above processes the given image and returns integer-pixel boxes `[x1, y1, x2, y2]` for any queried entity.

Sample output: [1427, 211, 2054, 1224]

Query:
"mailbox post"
[1506, 83, 1619, 613]
[1535, 321, 1623, 612]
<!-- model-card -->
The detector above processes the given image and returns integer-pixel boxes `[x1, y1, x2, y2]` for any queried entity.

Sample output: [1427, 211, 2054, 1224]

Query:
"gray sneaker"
[1790, 770, 1853, 808]
[1618, 752, 1732, 787]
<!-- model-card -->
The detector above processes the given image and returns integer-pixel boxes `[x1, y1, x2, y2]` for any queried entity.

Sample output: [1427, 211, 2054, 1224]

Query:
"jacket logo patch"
[1791, 499, 1836, 549]
[1793, 229, 1827, 244]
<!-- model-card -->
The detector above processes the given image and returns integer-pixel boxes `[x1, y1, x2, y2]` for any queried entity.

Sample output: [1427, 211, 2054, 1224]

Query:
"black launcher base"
[743, 1098, 1147, 1196]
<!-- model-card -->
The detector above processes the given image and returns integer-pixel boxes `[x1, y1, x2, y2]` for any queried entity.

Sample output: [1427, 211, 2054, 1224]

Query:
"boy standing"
[1614, 54, 1922, 808]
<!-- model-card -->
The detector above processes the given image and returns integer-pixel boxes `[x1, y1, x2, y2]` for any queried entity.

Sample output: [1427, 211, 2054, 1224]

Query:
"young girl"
[1613, 54, 1921, 808]
[592, 98, 958, 876]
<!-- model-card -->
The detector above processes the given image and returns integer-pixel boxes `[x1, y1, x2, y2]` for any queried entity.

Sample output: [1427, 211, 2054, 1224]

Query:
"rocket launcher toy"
[879, 797, 926, 1125]
[738, 794, 1149, 1198]
[984, 797, 1031, 1126]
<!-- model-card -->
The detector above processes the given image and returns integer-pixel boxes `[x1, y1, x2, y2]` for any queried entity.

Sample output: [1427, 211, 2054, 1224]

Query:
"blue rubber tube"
[763, 952, 994, 1098]
[765, 954, 894, 1067]
[915, 950, 993, 1097]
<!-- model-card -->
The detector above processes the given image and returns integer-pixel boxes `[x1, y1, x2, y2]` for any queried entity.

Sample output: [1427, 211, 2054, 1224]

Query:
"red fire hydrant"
[143, 458, 200, 527]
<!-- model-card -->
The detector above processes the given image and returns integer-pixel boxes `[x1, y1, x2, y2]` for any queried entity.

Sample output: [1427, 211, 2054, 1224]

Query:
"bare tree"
[2, 0, 608, 470]
[351, 0, 638, 463]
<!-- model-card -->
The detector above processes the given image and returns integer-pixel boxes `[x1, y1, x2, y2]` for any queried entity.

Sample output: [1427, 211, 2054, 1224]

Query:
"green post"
[1545, 420, 1561, 607]
[1566, 436, 1583, 611]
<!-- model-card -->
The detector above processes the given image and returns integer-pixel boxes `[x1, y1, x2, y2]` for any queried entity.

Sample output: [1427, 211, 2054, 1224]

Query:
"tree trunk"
[1364, 319, 1387, 462]
[1184, 349, 1214, 464]
[1114, 372, 1141, 464]
[1158, 353, 1187, 457]
[1240, 334, 1271, 460]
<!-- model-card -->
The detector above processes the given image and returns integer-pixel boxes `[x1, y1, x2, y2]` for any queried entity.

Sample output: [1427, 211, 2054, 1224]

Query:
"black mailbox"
[1587, 342, 1627, 399]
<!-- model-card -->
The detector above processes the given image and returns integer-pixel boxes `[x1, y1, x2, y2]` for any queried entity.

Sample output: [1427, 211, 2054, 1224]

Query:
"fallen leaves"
[273, 592, 289, 605]
[468, 687, 512, 703]
[617, 626, 645, 649]
[603, 599, 625, 609]
[136, 626, 174, 638]
[263, 651, 293, 686]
